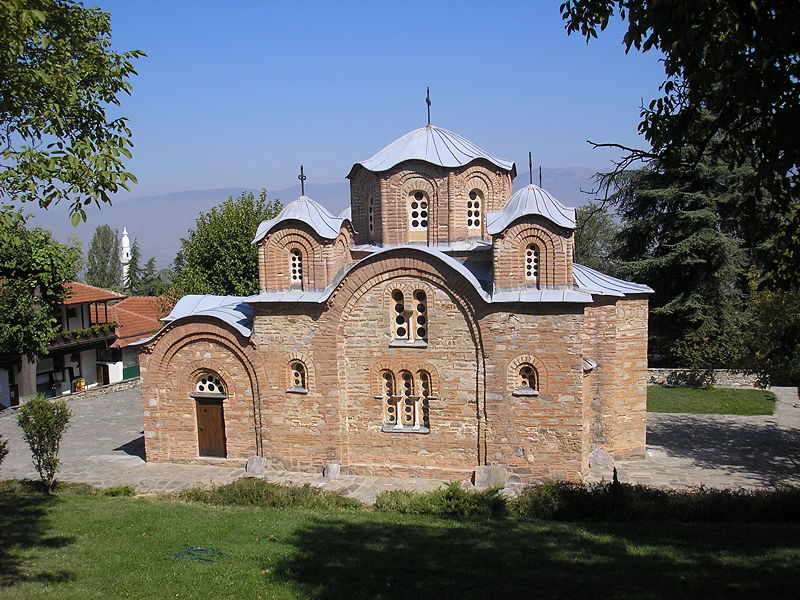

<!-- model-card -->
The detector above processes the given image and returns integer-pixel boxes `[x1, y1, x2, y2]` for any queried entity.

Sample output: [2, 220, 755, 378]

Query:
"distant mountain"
[26, 167, 597, 269]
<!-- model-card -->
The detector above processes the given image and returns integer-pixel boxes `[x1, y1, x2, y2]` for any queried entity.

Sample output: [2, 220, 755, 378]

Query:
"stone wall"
[647, 368, 759, 388]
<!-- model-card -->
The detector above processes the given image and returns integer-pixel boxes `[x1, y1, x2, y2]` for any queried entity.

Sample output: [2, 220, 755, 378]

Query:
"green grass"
[2, 483, 800, 599]
[647, 385, 777, 415]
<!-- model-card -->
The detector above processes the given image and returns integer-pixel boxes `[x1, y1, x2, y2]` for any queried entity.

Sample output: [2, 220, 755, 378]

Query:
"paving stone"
[1, 385, 798, 499]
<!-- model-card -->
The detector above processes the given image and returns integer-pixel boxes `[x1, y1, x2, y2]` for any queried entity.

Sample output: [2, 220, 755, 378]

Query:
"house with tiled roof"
[139, 123, 653, 484]
[1, 283, 124, 407]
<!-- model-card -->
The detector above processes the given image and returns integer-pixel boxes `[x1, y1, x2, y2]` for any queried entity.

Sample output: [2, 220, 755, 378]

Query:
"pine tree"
[124, 238, 142, 293]
[85, 225, 121, 290]
[609, 158, 752, 368]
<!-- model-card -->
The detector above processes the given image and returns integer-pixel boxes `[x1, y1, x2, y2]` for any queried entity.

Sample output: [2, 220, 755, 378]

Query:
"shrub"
[179, 478, 362, 510]
[16, 394, 71, 493]
[375, 482, 507, 518]
[103, 485, 135, 497]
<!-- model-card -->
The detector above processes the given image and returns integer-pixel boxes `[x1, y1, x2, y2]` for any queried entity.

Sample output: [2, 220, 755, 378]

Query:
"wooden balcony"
[48, 323, 118, 352]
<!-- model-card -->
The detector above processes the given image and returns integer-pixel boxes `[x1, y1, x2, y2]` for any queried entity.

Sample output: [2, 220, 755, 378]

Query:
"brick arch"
[142, 319, 265, 456]
[265, 229, 320, 290]
[504, 224, 561, 288]
[329, 248, 491, 464]
[284, 350, 316, 392]
[368, 360, 441, 397]
[507, 354, 548, 394]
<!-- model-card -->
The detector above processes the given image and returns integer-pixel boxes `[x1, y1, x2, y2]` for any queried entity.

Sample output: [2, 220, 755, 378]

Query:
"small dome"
[252, 195, 343, 243]
[350, 124, 515, 174]
[486, 184, 576, 234]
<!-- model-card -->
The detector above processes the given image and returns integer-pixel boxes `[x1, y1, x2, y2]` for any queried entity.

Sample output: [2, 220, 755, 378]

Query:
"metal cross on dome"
[426, 87, 431, 125]
[298, 165, 307, 196]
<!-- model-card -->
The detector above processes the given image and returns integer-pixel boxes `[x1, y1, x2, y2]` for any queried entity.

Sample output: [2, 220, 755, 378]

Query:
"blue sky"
[98, 0, 665, 198]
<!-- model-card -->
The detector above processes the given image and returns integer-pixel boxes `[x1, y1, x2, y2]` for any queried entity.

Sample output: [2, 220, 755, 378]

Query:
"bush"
[179, 478, 363, 510]
[375, 482, 507, 518]
[16, 394, 71, 493]
[103, 485, 135, 497]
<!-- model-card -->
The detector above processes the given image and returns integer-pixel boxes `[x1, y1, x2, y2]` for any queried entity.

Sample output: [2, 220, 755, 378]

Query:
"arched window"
[287, 360, 308, 393]
[525, 244, 540, 288]
[195, 373, 225, 395]
[413, 290, 428, 341]
[390, 289, 428, 345]
[467, 190, 483, 232]
[289, 248, 303, 287]
[368, 196, 375, 233]
[513, 364, 540, 397]
[379, 369, 434, 433]
[407, 191, 429, 241]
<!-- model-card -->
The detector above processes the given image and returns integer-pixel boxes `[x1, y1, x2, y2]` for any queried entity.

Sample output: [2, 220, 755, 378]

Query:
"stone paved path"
[1, 386, 797, 503]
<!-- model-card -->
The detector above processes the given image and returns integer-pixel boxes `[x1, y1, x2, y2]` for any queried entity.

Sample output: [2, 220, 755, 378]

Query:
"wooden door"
[196, 399, 226, 457]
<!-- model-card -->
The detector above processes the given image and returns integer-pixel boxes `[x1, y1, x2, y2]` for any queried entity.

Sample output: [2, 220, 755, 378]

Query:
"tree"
[85, 224, 121, 289]
[561, 0, 800, 286]
[609, 158, 751, 368]
[17, 394, 71, 493]
[574, 202, 621, 273]
[0, 212, 75, 361]
[743, 282, 800, 387]
[172, 190, 283, 296]
[63, 232, 84, 280]
[124, 238, 142, 293]
[135, 257, 167, 296]
[0, 0, 144, 224]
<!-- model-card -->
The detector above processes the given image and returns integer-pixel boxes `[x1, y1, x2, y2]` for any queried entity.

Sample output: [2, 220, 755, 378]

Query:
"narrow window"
[513, 363, 540, 397]
[287, 360, 308, 393]
[399, 371, 415, 426]
[417, 370, 432, 428]
[368, 197, 375, 233]
[414, 290, 427, 341]
[392, 290, 407, 339]
[467, 190, 482, 231]
[382, 370, 396, 426]
[407, 191, 429, 241]
[290, 248, 303, 286]
[525, 244, 540, 287]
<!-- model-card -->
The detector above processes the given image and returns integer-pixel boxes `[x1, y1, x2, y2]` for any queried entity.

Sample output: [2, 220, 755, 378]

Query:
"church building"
[138, 123, 653, 484]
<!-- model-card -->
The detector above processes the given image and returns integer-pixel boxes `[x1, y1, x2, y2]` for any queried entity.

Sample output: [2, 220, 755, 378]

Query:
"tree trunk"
[18, 356, 38, 403]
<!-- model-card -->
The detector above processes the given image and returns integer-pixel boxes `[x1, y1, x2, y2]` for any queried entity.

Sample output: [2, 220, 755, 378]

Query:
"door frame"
[192, 394, 227, 458]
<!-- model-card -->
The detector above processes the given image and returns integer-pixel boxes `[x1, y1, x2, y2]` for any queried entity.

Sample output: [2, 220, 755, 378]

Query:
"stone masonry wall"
[140, 319, 262, 465]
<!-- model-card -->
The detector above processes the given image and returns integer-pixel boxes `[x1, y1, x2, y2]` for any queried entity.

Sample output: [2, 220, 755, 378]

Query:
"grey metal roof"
[252, 195, 344, 243]
[486, 184, 576, 234]
[573, 263, 654, 296]
[247, 246, 594, 305]
[351, 125, 515, 174]
[161, 294, 254, 337]
[337, 206, 352, 221]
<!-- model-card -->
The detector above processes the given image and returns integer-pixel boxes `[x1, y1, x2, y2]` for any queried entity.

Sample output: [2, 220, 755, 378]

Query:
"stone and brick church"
[139, 124, 653, 484]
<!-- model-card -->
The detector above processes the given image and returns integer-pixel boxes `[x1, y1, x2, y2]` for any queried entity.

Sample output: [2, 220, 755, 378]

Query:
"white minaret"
[120, 227, 131, 285]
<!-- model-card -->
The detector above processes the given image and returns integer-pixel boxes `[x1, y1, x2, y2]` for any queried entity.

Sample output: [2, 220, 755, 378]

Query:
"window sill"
[389, 339, 428, 349]
[512, 387, 539, 397]
[381, 424, 431, 434]
[286, 386, 308, 395]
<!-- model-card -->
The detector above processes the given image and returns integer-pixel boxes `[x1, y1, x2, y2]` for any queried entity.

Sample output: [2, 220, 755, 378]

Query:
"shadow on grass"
[648, 417, 800, 484]
[270, 516, 800, 600]
[0, 482, 76, 587]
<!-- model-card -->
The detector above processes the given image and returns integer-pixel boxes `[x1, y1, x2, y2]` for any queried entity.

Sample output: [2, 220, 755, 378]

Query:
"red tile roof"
[108, 296, 162, 348]
[63, 282, 125, 305]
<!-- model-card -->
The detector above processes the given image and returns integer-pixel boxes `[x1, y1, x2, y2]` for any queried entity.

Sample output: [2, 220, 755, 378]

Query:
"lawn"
[647, 385, 777, 415]
[2, 485, 800, 599]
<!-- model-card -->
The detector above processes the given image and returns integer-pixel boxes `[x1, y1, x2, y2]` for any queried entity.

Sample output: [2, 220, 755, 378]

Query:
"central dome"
[351, 124, 515, 174]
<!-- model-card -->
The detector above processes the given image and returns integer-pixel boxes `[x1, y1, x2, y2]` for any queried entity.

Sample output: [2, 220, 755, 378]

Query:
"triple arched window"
[379, 369, 433, 433]
[391, 289, 428, 344]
